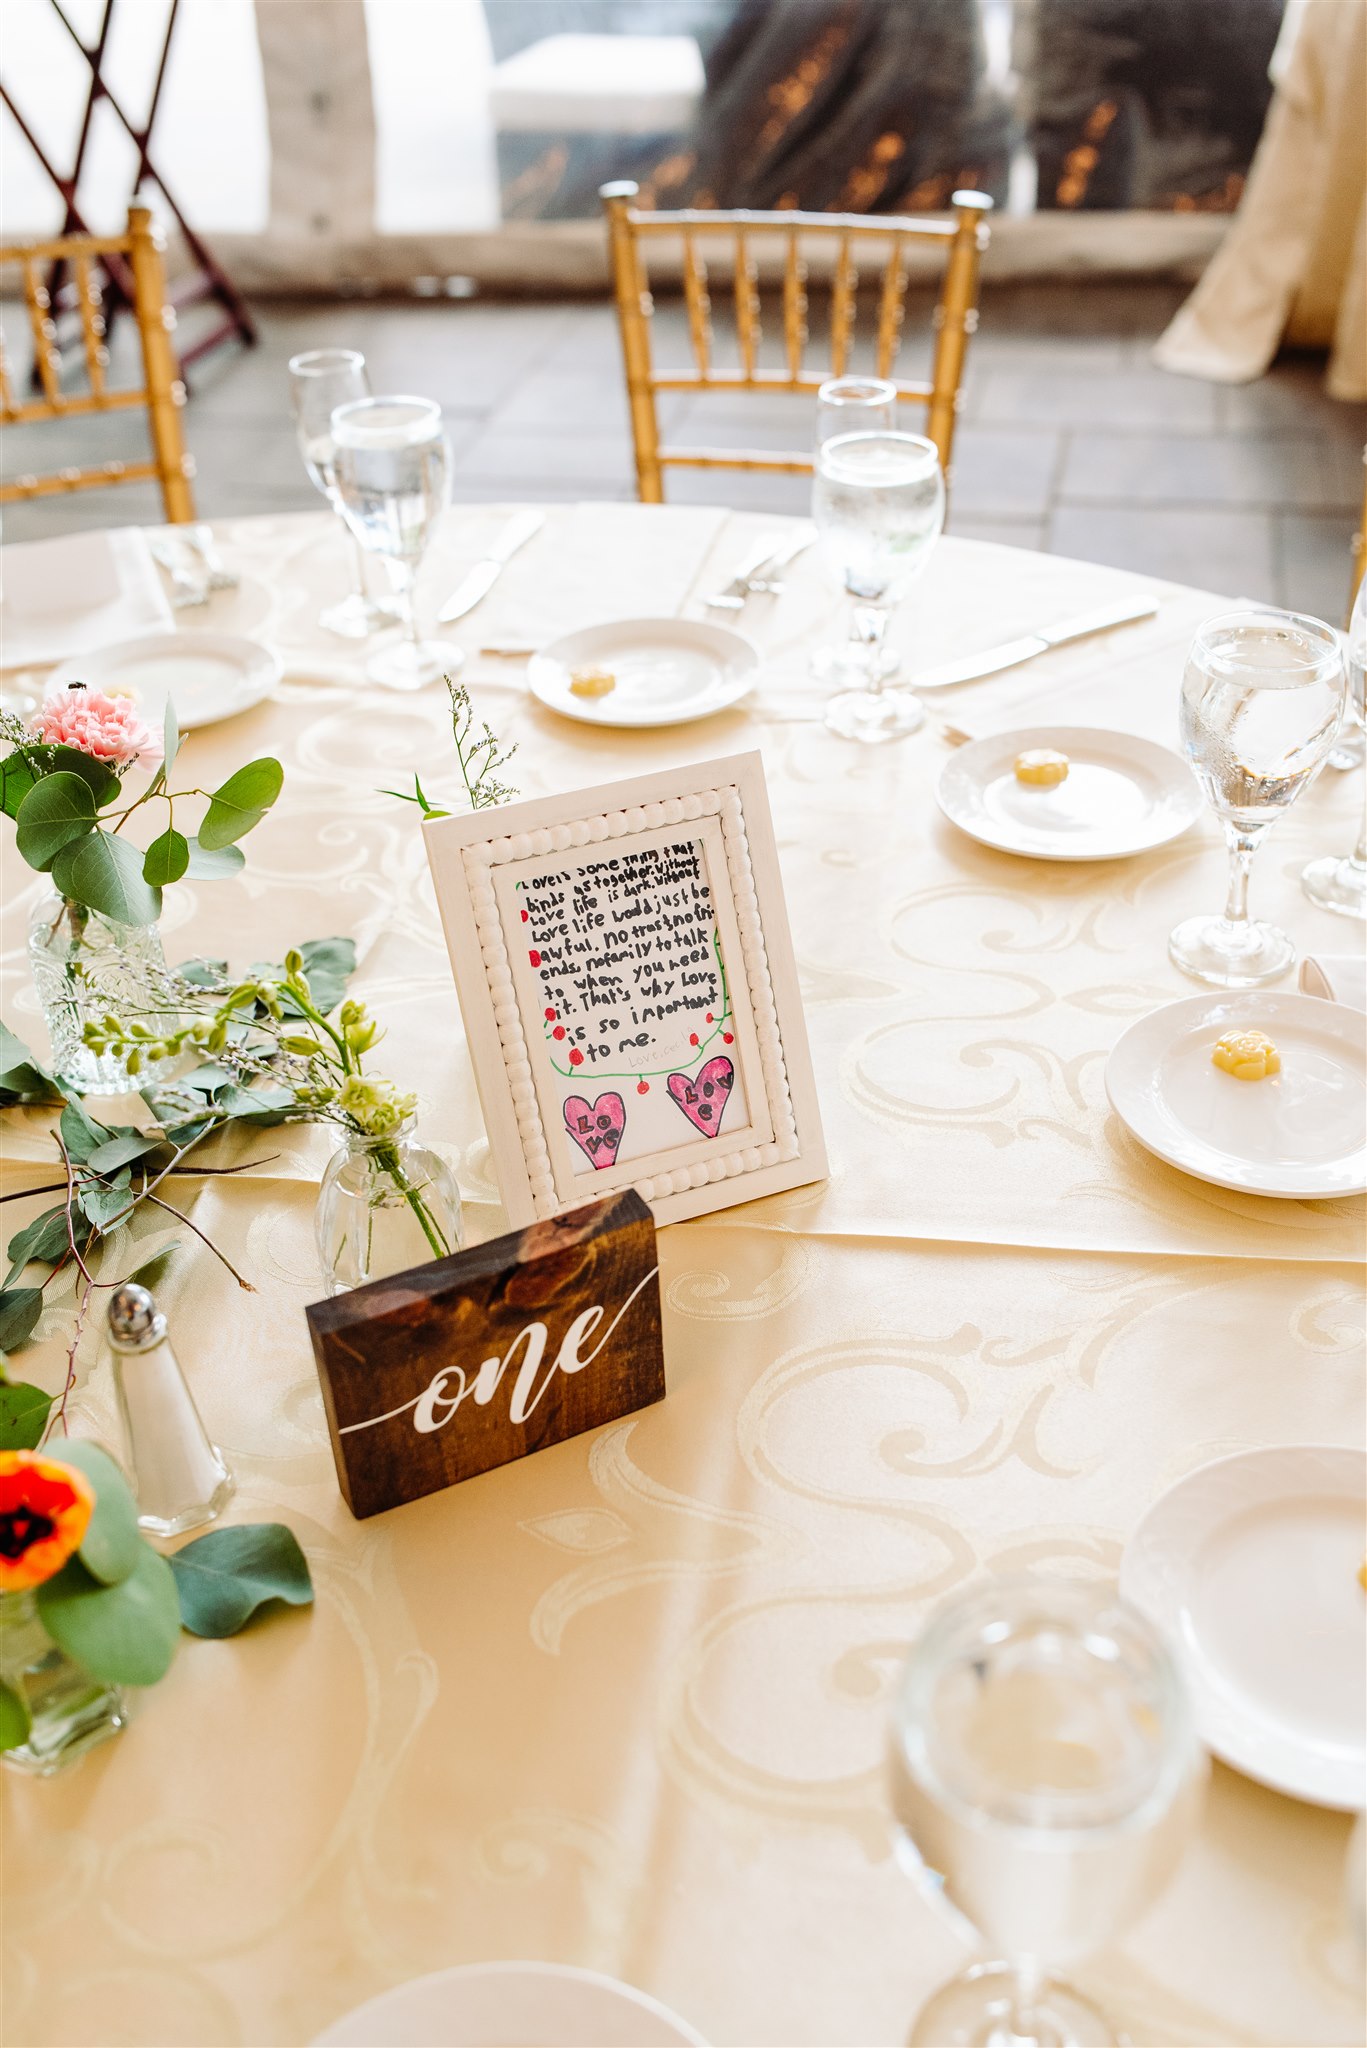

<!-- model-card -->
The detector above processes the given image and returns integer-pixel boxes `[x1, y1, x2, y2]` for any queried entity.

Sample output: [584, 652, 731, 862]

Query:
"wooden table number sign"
[306, 1189, 664, 1519]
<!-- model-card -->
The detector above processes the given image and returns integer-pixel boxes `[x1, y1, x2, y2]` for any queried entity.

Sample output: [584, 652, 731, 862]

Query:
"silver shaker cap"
[107, 1281, 168, 1350]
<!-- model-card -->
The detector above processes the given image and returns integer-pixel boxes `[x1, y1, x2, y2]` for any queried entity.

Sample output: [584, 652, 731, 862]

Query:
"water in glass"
[891, 1578, 1204, 2048]
[1170, 607, 1346, 986]
[330, 396, 455, 691]
[812, 430, 944, 742]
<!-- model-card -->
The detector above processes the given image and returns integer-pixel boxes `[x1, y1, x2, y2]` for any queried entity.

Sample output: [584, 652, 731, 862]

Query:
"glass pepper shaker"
[107, 1283, 235, 1538]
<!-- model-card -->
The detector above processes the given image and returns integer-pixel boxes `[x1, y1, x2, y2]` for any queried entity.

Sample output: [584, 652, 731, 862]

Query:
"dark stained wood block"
[306, 1189, 664, 1519]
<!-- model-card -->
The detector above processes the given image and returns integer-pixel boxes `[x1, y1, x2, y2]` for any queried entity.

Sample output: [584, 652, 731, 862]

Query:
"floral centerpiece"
[3, 684, 283, 1095]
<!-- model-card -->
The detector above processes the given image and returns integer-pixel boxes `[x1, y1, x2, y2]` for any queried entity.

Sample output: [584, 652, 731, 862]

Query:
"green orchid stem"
[373, 1139, 450, 1262]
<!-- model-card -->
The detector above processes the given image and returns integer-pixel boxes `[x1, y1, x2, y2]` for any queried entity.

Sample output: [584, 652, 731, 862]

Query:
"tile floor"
[4, 279, 1363, 621]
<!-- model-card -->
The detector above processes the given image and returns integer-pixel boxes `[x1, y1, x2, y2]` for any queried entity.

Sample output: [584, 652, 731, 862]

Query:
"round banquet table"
[1, 505, 1363, 2048]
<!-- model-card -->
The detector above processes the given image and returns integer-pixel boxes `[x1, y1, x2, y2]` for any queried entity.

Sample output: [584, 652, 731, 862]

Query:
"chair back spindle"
[600, 183, 992, 508]
[0, 204, 196, 523]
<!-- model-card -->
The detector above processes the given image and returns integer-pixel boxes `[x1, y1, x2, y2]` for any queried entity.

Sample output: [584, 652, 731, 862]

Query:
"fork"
[183, 523, 238, 592]
[147, 533, 210, 610]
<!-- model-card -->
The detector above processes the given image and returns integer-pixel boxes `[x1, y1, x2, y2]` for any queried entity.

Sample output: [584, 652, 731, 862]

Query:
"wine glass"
[1301, 579, 1366, 919]
[1170, 606, 1346, 986]
[890, 1578, 1205, 2048]
[815, 374, 897, 446]
[811, 429, 945, 743]
[287, 349, 399, 639]
[329, 396, 456, 692]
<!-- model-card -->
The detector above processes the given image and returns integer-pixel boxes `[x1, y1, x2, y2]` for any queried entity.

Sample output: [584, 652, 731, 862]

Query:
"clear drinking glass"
[815, 374, 898, 445]
[287, 349, 399, 639]
[1170, 606, 1346, 987]
[810, 429, 945, 743]
[891, 1578, 1205, 2048]
[330, 396, 456, 692]
[1301, 580, 1366, 919]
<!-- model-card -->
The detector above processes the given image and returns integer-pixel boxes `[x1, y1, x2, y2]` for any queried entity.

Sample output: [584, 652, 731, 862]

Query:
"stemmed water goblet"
[287, 349, 399, 639]
[329, 395, 455, 692]
[890, 1578, 1205, 2048]
[810, 429, 945, 743]
[815, 373, 897, 446]
[1169, 606, 1346, 986]
[1301, 578, 1366, 919]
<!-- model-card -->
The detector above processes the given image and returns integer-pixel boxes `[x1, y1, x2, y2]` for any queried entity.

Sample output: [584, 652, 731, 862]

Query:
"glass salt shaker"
[107, 1283, 235, 1537]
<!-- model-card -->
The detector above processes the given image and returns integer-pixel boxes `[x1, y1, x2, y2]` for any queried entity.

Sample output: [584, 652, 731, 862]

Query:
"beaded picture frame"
[423, 751, 826, 1226]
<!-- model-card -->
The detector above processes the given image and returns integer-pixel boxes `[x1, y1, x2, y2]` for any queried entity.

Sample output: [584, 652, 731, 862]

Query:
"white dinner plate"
[1105, 991, 1367, 1199]
[312, 1961, 707, 2047]
[47, 631, 281, 730]
[1121, 1446, 1367, 1809]
[528, 616, 757, 726]
[935, 725, 1202, 861]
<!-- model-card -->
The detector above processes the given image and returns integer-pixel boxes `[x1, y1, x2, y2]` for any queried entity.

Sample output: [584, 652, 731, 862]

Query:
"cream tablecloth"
[1, 508, 1363, 2048]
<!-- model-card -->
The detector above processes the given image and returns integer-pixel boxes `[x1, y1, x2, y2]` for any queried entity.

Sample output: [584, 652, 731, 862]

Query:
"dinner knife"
[437, 509, 546, 624]
[910, 594, 1160, 692]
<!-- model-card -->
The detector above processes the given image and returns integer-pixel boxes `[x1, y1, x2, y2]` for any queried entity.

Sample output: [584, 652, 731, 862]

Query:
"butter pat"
[569, 665, 616, 699]
[1211, 1029, 1281, 1081]
[1014, 748, 1070, 786]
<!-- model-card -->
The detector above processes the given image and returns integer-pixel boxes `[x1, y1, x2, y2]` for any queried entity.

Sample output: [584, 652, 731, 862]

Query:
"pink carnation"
[31, 686, 161, 768]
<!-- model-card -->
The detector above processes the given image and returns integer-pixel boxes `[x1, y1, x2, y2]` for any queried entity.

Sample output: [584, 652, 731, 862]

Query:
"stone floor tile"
[1274, 511, 1360, 623]
[1048, 503, 1277, 603]
[657, 467, 813, 515]
[1061, 432, 1361, 511]
[454, 423, 636, 490]
[946, 426, 1062, 517]
[1218, 360, 1367, 440]
[968, 364, 1218, 432]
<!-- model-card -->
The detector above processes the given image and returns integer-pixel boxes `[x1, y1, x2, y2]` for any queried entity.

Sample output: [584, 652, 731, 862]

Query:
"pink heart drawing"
[563, 1092, 626, 1169]
[667, 1055, 734, 1138]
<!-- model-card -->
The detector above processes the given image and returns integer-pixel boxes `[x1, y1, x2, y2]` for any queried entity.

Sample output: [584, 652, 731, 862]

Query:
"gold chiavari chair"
[601, 181, 992, 507]
[0, 204, 196, 523]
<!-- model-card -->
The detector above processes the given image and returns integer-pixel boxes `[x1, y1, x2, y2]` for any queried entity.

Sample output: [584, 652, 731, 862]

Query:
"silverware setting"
[437, 509, 546, 625]
[702, 525, 815, 609]
[908, 594, 1160, 691]
[147, 532, 211, 610]
[184, 523, 239, 592]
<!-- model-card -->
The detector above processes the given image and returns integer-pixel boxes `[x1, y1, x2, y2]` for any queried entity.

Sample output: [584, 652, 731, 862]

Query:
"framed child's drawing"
[423, 751, 826, 1227]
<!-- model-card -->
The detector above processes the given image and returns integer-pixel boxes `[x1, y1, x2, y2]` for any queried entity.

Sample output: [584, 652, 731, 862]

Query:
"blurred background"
[2, 0, 1363, 616]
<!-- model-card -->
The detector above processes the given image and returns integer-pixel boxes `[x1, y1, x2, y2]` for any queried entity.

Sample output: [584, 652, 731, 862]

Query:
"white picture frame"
[423, 751, 826, 1227]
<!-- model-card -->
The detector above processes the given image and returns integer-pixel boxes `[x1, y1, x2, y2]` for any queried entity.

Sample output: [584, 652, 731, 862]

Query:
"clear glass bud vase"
[1, 1590, 126, 1776]
[27, 890, 168, 1096]
[315, 1120, 462, 1295]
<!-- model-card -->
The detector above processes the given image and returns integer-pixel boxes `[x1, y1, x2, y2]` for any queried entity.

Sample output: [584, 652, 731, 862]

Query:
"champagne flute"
[811, 429, 945, 743]
[329, 396, 455, 692]
[287, 349, 399, 639]
[1170, 606, 1346, 986]
[1301, 579, 1366, 918]
[815, 373, 897, 446]
[891, 1578, 1205, 2048]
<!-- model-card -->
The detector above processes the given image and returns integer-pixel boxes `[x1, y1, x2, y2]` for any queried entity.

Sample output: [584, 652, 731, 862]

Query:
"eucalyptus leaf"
[143, 827, 189, 887]
[0, 1679, 30, 1752]
[1, 750, 44, 820]
[0, 1020, 62, 1105]
[178, 955, 230, 985]
[298, 936, 357, 1017]
[183, 839, 246, 880]
[55, 1438, 143, 1587]
[38, 1546, 180, 1685]
[85, 1129, 162, 1174]
[0, 1380, 52, 1452]
[50, 830, 162, 925]
[5, 1205, 86, 1285]
[49, 747, 122, 807]
[122, 1235, 181, 1286]
[170, 1522, 313, 1638]
[14, 771, 96, 871]
[0, 1288, 43, 1353]
[197, 758, 283, 850]
[77, 1171, 134, 1231]
[59, 1099, 113, 1163]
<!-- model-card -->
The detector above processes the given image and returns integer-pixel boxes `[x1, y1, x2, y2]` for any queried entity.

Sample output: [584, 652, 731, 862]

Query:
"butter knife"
[438, 509, 545, 624]
[910, 594, 1160, 692]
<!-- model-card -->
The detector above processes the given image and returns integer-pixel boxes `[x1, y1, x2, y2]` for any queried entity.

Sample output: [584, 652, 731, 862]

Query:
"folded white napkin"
[1300, 953, 1367, 1011]
[0, 527, 172, 671]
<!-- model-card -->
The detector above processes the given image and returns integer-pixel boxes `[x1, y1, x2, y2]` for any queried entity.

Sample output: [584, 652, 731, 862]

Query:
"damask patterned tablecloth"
[1, 508, 1363, 2048]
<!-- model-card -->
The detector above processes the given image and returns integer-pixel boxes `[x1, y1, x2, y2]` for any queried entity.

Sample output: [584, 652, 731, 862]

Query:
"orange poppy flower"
[0, 1450, 95, 1593]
